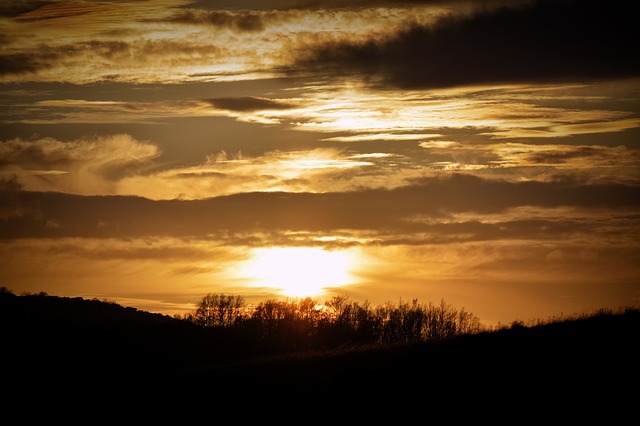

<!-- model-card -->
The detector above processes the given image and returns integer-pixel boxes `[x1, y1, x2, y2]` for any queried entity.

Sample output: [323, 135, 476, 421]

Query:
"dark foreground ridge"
[2, 290, 638, 416]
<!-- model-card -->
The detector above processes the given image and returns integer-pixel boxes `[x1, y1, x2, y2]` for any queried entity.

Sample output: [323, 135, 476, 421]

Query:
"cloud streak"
[205, 96, 297, 112]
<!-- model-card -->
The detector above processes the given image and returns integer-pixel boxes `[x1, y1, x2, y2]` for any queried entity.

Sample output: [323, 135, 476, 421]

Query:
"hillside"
[178, 307, 640, 411]
[2, 290, 638, 416]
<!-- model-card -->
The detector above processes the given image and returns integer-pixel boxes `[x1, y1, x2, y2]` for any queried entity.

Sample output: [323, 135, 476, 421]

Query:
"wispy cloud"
[13, 82, 636, 140]
[0, 1, 452, 84]
[0, 134, 160, 194]
[0, 136, 388, 198]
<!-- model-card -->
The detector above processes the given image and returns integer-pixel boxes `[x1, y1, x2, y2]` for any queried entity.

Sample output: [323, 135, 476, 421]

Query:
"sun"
[242, 247, 355, 298]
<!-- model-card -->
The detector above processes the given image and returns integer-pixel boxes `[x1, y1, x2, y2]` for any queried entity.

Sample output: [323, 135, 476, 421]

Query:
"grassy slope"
[2, 291, 638, 417]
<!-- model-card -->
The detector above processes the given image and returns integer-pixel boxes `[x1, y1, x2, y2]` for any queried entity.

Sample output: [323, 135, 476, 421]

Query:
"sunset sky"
[1, 0, 639, 326]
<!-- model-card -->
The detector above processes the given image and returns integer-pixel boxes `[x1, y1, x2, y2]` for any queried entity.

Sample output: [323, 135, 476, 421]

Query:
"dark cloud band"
[293, 0, 640, 88]
[2, 174, 639, 239]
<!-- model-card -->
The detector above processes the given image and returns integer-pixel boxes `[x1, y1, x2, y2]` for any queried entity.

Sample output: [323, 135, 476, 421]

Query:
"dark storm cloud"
[293, 0, 640, 88]
[2, 174, 638, 239]
[205, 96, 297, 112]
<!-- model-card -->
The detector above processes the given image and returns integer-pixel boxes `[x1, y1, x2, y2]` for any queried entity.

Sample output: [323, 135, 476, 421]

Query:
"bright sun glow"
[242, 247, 356, 298]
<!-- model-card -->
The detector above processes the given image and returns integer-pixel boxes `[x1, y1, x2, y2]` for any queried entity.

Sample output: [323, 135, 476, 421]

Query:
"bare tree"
[194, 293, 245, 327]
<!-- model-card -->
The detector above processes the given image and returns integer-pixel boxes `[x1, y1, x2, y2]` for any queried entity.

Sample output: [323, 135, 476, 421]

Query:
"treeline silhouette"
[178, 293, 486, 351]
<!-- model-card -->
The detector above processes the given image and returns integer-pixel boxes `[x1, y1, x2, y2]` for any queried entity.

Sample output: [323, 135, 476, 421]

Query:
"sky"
[1, 0, 639, 326]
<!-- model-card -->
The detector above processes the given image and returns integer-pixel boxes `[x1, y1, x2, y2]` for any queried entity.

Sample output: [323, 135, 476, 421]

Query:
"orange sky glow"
[1, 0, 639, 326]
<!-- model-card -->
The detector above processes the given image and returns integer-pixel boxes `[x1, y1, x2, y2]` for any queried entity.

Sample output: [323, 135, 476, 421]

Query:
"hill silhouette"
[2, 289, 638, 417]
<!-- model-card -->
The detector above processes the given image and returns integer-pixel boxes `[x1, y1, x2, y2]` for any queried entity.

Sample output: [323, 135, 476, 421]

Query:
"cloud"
[183, 0, 302, 11]
[0, 1, 52, 18]
[487, 118, 640, 139]
[548, 119, 640, 137]
[118, 148, 378, 199]
[323, 133, 442, 143]
[0, 38, 231, 83]
[205, 96, 297, 112]
[0, 52, 58, 76]
[0, 134, 160, 194]
[280, 82, 640, 143]
[14, 98, 213, 124]
[14, 1, 99, 20]
[418, 141, 640, 181]
[168, 9, 267, 32]
[293, 0, 640, 88]
[521, 145, 636, 165]
[186, 0, 526, 10]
